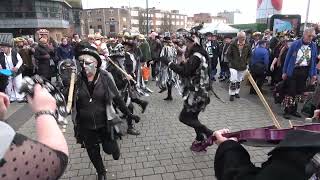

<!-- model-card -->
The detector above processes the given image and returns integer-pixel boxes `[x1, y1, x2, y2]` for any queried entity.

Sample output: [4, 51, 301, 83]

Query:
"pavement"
[7, 80, 305, 180]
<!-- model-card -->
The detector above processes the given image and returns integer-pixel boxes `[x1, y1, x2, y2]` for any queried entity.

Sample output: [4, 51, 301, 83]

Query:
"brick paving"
[15, 81, 297, 180]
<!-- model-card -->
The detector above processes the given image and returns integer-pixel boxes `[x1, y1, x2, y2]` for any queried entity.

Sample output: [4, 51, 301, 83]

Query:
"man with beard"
[73, 44, 140, 180]
[162, 33, 213, 152]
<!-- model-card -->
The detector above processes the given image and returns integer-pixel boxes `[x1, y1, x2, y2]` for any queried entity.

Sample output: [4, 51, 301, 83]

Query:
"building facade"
[82, 7, 131, 37]
[0, 0, 80, 41]
[187, 13, 227, 29]
[217, 10, 241, 24]
[130, 7, 187, 34]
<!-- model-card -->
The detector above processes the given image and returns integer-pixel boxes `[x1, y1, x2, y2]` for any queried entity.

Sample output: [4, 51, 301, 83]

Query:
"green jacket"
[227, 39, 251, 71]
[139, 40, 152, 63]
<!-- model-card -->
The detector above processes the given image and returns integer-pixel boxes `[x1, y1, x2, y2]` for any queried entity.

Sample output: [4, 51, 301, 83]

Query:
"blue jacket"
[57, 44, 74, 61]
[283, 39, 318, 77]
[251, 46, 269, 69]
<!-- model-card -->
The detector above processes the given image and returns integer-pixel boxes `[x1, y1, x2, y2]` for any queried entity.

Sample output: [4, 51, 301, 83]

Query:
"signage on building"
[0, 33, 13, 47]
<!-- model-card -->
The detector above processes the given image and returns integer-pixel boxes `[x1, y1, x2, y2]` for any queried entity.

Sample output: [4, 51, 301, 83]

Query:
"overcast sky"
[82, 0, 319, 23]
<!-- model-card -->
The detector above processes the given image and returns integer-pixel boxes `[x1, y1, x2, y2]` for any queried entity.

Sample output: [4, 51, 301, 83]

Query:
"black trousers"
[81, 127, 116, 174]
[287, 67, 309, 97]
[251, 72, 266, 92]
[179, 107, 213, 141]
[151, 60, 159, 78]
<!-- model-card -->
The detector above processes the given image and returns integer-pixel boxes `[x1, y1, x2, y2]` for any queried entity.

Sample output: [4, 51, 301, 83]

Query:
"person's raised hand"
[213, 128, 237, 145]
[282, 73, 288, 80]
[27, 84, 56, 113]
[0, 93, 10, 120]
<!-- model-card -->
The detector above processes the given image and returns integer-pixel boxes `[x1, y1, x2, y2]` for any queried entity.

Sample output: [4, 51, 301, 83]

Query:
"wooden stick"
[289, 120, 293, 128]
[247, 71, 282, 129]
[107, 57, 137, 83]
[67, 72, 76, 113]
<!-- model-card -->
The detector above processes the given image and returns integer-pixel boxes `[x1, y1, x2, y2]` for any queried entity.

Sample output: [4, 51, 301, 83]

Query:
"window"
[155, 13, 163, 18]
[98, 25, 102, 29]
[110, 24, 116, 32]
[109, 10, 114, 14]
[156, 20, 162, 25]
[97, 18, 102, 22]
[96, 10, 101, 14]
[131, 19, 139, 25]
[110, 17, 115, 21]
[131, 11, 138, 16]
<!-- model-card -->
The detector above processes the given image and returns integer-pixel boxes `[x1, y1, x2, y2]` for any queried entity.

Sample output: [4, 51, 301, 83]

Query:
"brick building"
[82, 7, 131, 36]
[130, 7, 187, 33]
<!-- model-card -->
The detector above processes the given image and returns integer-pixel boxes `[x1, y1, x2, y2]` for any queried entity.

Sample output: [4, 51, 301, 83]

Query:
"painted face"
[79, 54, 98, 77]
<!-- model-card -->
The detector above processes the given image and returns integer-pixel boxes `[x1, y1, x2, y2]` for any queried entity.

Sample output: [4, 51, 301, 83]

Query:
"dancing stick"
[246, 71, 281, 129]
[67, 71, 76, 113]
[62, 70, 76, 133]
[106, 57, 137, 84]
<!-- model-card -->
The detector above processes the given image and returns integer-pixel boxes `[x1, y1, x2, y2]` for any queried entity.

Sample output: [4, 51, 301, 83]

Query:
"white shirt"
[296, 45, 311, 66]
[4, 50, 23, 70]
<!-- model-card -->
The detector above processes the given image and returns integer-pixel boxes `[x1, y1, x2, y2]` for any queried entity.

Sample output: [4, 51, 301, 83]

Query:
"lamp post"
[304, 0, 311, 30]
[146, 0, 149, 34]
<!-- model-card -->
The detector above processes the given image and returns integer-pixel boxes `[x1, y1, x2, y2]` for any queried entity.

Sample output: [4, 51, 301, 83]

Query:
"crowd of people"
[0, 23, 320, 180]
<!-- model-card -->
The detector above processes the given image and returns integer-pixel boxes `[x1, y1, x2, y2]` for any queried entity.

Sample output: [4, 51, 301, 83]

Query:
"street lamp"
[304, 0, 311, 30]
[146, 0, 149, 34]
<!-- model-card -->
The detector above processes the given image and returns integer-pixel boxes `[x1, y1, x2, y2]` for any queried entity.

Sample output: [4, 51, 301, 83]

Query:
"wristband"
[35, 110, 57, 120]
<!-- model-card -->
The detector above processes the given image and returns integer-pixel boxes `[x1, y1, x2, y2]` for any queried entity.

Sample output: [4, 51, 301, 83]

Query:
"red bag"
[141, 65, 150, 81]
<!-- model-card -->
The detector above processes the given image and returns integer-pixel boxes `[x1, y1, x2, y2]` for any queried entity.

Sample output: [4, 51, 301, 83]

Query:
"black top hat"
[77, 44, 102, 68]
[163, 36, 171, 42]
[224, 35, 233, 39]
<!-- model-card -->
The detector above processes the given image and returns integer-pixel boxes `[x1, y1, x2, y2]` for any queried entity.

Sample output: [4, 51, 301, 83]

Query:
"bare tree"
[160, 13, 173, 33]
[138, 11, 147, 34]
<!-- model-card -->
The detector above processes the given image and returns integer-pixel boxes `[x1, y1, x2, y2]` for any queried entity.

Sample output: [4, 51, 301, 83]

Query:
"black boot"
[164, 83, 173, 101]
[229, 95, 234, 101]
[283, 111, 291, 119]
[132, 98, 149, 113]
[97, 172, 106, 180]
[140, 101, 149, 113]
[127, 126, 140, 135]
[158, 87, 167, 93]
[112, 140, 120, 160]
[235, 94, 240, 98]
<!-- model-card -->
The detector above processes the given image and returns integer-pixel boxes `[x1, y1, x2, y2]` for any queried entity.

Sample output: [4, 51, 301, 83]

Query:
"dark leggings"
[179, 107, 213, 141]
[127, 103, 134, 127]
[81, 127, 117, 174]
[167, 82, 172, 98]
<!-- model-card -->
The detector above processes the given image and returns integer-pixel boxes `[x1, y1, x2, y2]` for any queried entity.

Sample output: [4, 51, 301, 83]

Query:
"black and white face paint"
[79, 54, 98, 77]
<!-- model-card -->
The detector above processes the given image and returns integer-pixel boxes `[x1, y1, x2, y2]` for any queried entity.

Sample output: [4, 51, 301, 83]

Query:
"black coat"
[34, 43, 54, 79]
[214, 130, 320, 180]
